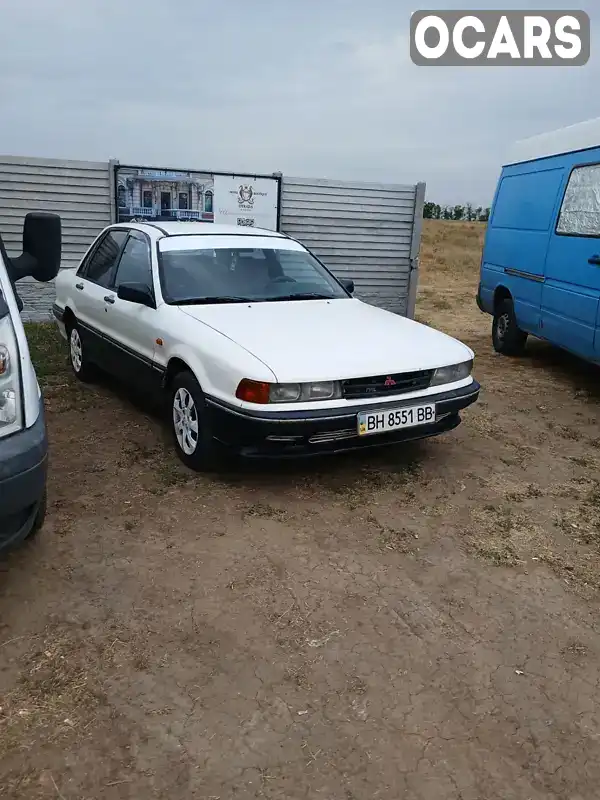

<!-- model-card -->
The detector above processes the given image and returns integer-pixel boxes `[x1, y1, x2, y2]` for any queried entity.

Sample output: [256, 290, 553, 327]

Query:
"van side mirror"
[5, 212, 62, 283]
[340, 278, 355, 295]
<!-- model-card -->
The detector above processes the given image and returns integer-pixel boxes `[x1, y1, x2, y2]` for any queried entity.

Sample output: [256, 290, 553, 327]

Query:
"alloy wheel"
[70, 327, 83, 372]
[173, 387, 199, 455]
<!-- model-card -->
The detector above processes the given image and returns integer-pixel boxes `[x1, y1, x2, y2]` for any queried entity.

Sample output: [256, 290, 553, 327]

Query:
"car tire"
[66, 318, 95, 381]
[169, 371, 222, 472]
[27, 489, 47, 539]
[492, 298, 527, 356]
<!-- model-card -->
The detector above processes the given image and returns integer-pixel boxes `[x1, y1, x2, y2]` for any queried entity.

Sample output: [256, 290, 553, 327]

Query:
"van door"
[479, 164, 565, 336]
[542, 159, 600, 360]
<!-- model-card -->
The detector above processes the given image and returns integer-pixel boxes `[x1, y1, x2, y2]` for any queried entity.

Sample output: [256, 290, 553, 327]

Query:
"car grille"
[341, 369, 434, 400]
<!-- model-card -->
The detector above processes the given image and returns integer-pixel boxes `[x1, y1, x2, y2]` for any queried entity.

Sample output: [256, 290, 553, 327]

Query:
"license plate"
[357, 403, 436, 436]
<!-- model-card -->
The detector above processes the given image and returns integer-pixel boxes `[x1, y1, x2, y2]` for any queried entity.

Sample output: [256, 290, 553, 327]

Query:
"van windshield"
[158, 246, 349, 305]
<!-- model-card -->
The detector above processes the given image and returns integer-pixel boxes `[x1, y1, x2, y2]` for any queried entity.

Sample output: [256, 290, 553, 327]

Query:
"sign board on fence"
[212, 175, 279, 230]
[114, 164, 280, 230]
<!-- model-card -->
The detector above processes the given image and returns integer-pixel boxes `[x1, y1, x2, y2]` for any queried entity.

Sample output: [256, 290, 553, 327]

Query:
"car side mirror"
[4, 212, 62, 283]
[117, 282, 155, 308]
[340, 278, 354, 295]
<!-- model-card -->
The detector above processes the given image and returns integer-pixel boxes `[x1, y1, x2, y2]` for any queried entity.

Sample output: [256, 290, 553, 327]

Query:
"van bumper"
[0, 398, 48, 553]
[205, 380, 480, 458]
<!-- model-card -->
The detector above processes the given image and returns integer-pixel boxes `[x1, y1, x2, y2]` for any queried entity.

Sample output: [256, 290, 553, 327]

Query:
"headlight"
[269, 383, 302, 403]
[430, 359, 473, 387]
[305, 381, 338, 400]
[236, 379, 342, 404]
[0, 315, 22, 437]
[269, 381, 341, 402]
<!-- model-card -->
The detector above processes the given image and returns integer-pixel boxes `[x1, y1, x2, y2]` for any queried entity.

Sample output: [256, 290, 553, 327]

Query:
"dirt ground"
[2, 220, 600, 799]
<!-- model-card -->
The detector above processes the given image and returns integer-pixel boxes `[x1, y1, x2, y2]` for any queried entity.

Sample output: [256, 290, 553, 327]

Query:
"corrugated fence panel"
[0, 155, 112, 321]
[0, 160, 424, 321]
[280, 177, 420, 315]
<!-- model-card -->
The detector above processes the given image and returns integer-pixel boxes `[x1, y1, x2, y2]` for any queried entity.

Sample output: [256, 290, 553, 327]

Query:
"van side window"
[556, 164, 600, 237]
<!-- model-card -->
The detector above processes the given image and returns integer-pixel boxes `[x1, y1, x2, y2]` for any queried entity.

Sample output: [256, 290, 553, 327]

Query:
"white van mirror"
[4, 212, 62, 284]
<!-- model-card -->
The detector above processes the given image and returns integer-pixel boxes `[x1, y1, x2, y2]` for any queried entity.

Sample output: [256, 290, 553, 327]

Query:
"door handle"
[103, 295, 115, 304]
[75, 282, 84, 290]
[588, 255, 600, 265]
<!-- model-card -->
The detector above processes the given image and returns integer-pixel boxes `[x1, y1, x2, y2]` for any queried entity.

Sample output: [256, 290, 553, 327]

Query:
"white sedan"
[53, 222, 479, 470]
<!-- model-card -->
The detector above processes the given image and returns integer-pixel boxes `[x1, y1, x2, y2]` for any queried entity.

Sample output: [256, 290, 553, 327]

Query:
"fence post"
[108, 159, 119, 223]
[406, 181, 426, 319]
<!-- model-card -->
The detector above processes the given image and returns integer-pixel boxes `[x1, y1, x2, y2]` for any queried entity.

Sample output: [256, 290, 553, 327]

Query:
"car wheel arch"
[493, 285, 512, 311]
[163, 357, 202, 392]
[63, 306, 76, 330]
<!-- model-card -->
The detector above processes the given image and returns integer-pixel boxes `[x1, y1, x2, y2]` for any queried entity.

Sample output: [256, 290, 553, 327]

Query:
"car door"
[542, 158, 600, 361]
[102, 230, 162, 391]
[74, 228, 129, 363]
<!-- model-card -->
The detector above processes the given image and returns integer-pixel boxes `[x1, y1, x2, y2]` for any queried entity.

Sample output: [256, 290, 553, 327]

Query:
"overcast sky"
[0, 0, 597, 205]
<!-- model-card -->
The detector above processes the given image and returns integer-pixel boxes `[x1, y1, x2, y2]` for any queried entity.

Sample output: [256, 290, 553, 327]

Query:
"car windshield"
[158, 245, 349, 304]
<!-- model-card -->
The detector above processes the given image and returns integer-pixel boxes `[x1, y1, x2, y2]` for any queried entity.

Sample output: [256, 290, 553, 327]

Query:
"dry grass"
[420, 219, 486, 281]
[416, 220, 486, 331]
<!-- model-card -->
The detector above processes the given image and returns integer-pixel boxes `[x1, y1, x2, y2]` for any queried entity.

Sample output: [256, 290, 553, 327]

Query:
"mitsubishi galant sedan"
[53, 222, 480, 470]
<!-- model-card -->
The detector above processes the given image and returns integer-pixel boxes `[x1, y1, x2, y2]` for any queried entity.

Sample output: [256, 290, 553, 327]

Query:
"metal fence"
[0, 155, 424, 321]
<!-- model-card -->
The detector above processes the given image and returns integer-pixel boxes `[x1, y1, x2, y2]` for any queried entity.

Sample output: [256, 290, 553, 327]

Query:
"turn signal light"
[235, 379, 271, 404]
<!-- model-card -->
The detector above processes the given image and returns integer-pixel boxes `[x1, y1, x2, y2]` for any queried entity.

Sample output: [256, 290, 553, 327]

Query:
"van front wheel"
[492, 299, 527, 356]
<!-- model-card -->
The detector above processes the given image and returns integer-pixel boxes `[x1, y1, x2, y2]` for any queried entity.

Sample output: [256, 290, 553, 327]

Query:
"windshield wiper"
[263, 293, 335, 302]
[174, 296, 251, 305]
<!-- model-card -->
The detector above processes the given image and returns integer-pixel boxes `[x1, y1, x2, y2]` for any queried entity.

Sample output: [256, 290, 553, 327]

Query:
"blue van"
[476, 118, 600, 364]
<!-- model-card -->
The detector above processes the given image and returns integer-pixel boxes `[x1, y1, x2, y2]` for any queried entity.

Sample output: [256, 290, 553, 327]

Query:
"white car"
[53, 222, 479, 470]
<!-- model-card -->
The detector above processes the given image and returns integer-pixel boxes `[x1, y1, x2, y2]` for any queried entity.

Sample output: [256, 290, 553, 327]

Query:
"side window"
[112, 231, 153, 290]
[83, 230, 128, 287]
[557, 164, 600, 237]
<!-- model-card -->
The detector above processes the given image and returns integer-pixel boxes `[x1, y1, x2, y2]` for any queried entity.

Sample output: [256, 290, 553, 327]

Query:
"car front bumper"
[205, 380, 480, 458]
[0, 397, 48, 552]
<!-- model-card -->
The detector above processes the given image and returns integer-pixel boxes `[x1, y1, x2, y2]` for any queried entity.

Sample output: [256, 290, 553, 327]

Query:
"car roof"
[110, 221, 286, 239]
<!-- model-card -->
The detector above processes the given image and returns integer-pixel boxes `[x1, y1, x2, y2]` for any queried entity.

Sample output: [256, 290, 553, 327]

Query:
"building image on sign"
[116, 167, 215, 223]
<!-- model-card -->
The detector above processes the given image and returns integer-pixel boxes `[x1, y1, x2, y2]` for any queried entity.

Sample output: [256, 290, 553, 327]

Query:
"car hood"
[178, 298, 473, 382]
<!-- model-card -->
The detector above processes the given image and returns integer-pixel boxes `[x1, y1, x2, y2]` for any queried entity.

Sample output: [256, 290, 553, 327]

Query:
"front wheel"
[492, 298, 528, 356]
[169, 372, 222, 472]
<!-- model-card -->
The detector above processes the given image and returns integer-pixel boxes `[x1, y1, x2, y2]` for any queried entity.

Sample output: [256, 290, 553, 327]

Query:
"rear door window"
[112, 231, 153, 290]
[82, 230, 128, 288]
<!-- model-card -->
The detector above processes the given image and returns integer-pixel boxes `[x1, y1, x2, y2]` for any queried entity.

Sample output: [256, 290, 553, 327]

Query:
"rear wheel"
[67, 318, 95, 381]
[492, 298, 527, 356]
[169, 371, 222, 472]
